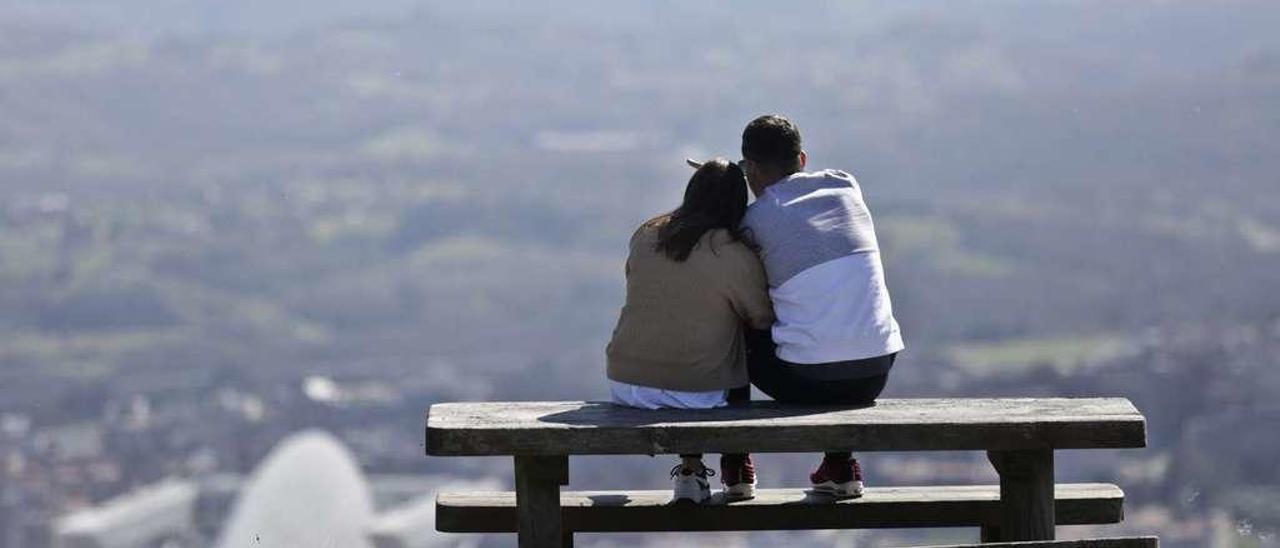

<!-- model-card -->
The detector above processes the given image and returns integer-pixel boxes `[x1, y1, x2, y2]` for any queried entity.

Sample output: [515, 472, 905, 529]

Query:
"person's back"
[607, 220, 772, 393]
[605, 158, 771, 504]
[735, 114, 905, 499]
[743, 168, 903, 366]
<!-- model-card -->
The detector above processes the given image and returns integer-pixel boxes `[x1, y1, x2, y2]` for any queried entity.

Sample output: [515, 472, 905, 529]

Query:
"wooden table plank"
[426, 398, 1146, 456]
[436, 483, 1124, 533]
[911, 537, 1158, 548]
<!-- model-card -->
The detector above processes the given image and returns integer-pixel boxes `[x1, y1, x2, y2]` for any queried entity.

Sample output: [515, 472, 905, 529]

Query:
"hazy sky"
[1, 1, 943, 39]
[1, 0, 422, 37]
[6, 0, 1276, 70]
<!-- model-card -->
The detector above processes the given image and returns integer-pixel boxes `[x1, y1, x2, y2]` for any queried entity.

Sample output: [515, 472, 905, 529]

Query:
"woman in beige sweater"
[606, 158, 774, 504]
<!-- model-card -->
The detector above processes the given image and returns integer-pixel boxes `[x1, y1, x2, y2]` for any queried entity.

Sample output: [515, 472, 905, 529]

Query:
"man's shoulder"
[794, 168, 857, 189]
[743, 196, 771, 222]
[744, 169, 859, 221]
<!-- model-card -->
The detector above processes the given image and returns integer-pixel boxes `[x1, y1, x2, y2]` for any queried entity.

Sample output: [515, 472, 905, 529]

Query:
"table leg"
[514, 455, 568, 548]
[987, 449, 1055, 541]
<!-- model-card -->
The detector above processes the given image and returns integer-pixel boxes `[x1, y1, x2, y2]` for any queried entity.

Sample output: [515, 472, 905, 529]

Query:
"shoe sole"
[811, 480, 864, 498]
[673, 480, 712, 504]
[723, 482, 756, 501]
[670, 494, 711, 505]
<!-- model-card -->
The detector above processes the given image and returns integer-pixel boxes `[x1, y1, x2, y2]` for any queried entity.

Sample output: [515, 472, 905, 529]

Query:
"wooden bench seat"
[910, 536, 1158, 547]
[437, 483, 1124, 534]
[427, 399, 1147, 456]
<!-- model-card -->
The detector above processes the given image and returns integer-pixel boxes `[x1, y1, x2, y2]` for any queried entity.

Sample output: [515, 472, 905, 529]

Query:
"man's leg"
[745, 328, 811, 402]
[721, 384, 750, 472]
[819, 370, 892, 461]
[810, 373, 889, 482]
[748, 329, 897, 404]
[723, 385, 750, 462]
[787, 356, 895, 498]
[809, 374, 878, 498]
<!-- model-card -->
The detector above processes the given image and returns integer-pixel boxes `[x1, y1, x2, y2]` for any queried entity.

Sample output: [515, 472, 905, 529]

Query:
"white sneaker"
[670, 464, 713, 504]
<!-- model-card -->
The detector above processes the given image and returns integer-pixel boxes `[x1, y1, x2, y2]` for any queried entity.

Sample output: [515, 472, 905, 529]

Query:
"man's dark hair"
[741, 115, 802, 172]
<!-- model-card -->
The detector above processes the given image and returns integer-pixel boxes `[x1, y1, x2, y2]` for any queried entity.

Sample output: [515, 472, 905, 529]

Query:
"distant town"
[1, 1, 1278, 547]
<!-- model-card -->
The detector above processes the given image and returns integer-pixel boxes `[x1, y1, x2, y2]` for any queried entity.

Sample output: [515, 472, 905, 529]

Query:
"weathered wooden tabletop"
[426, 398, 1146, 456]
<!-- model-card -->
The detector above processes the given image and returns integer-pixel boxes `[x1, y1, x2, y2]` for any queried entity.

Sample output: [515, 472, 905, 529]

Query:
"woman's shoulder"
[696, 228, 757, 259]
[701, 227, 733, 244]
[630, 215, 667, 243]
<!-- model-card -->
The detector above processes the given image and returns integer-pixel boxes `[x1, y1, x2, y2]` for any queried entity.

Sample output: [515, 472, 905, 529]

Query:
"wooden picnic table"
[426, 398, 1147, 547]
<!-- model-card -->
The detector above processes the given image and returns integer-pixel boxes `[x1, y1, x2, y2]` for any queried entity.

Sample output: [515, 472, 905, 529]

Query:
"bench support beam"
[514, 455, 568, 548]
[988, 449, 1055, 541]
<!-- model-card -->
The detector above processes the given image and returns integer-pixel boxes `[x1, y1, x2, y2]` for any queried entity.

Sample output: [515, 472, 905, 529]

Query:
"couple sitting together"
[605, 115, 905, 504]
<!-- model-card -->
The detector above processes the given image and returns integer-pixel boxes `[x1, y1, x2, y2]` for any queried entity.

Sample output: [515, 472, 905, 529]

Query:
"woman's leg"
[673, 386, 752, 498]
[671, 454, 712, 503]
[611, 381, 724, 503]
[680, 455, 705, 471]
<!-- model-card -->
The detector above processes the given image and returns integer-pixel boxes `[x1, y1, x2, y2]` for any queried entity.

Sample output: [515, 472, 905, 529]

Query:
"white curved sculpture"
[218, 429, 374, 548]
[54, 479, 197, 548]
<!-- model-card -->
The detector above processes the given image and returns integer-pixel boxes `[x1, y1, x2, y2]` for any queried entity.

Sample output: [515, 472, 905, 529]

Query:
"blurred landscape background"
[0, 1, 1277, 546]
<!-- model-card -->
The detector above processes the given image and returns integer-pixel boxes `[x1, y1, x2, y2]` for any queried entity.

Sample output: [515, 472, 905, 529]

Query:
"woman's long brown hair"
[652, 158, 749, 262]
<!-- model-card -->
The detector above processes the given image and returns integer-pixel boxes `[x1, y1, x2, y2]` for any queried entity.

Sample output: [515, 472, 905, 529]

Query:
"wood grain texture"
[436, 483, 1124, 533]
[990, 449, 1056, 541]
[514, 456, 566, 548]
[909, 537, 1158, 548]
[426, 398, 1147, 456]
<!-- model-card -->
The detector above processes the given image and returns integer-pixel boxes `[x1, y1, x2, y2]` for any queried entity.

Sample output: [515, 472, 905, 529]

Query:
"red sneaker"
[810, 456, 864, 498]
[720, 455, 757, 501]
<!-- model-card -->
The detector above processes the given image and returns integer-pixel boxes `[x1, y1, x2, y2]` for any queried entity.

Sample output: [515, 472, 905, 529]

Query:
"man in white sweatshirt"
[738, 114, 905, 498]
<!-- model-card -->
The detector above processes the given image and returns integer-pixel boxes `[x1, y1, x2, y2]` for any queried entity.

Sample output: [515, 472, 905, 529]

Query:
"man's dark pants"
[744, 328, 896, 462]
